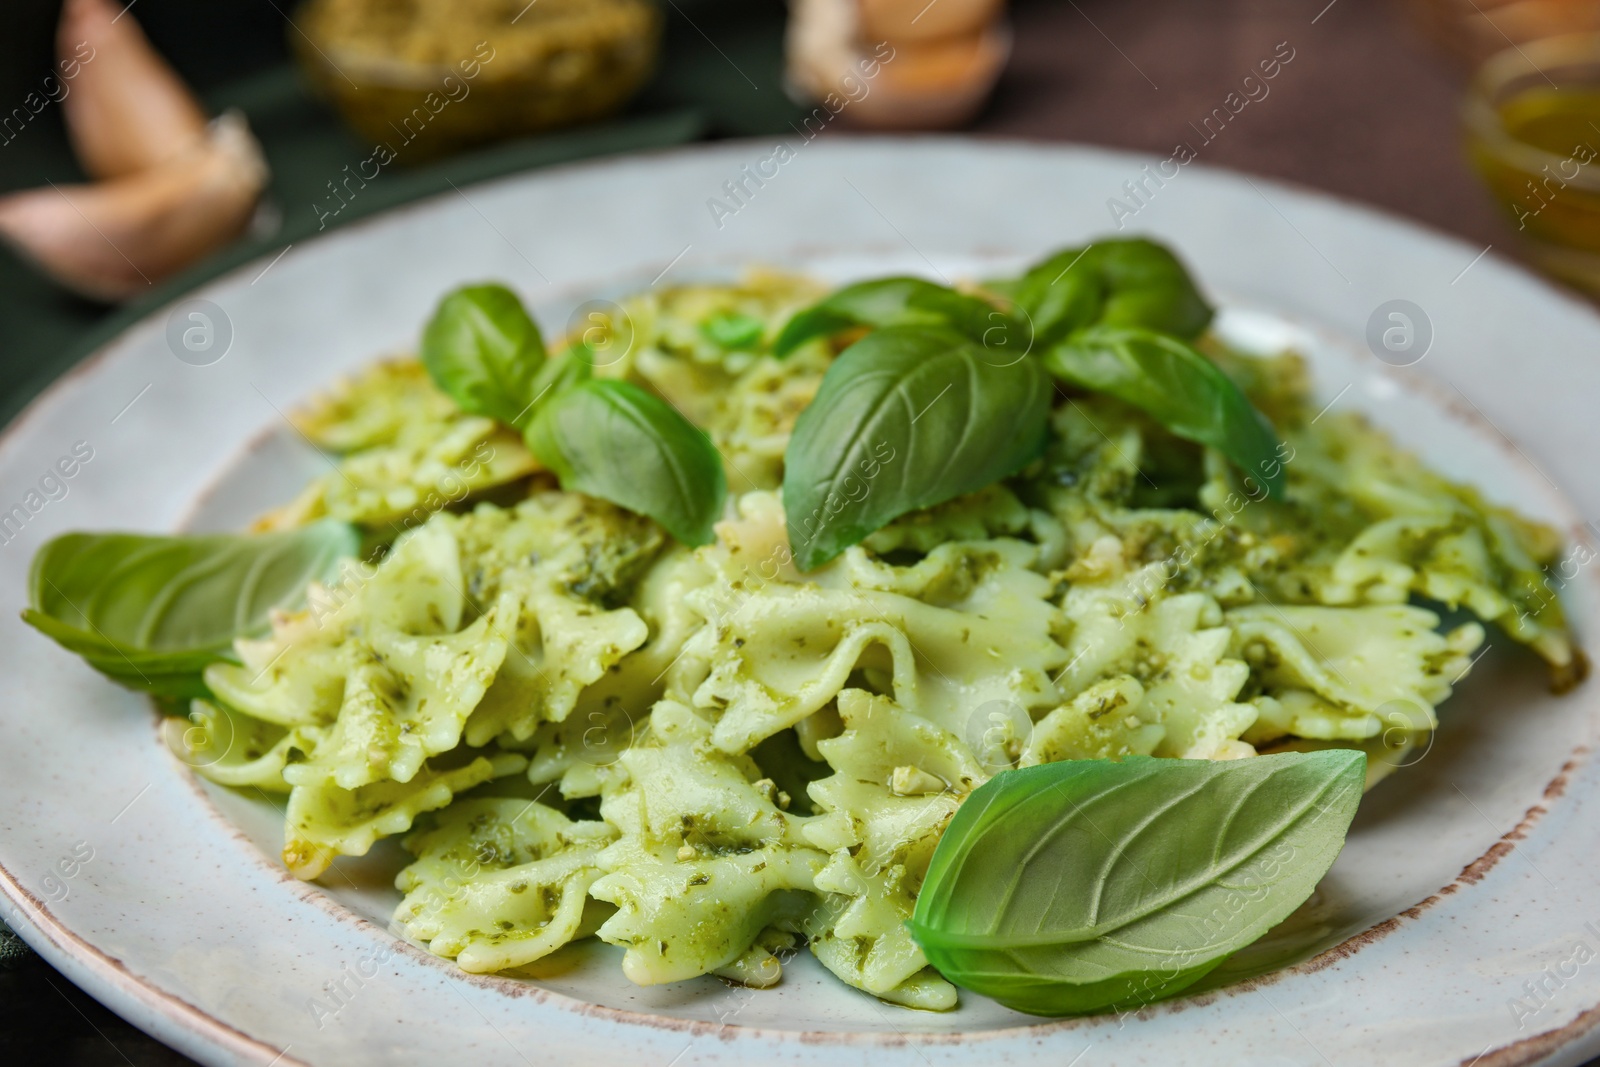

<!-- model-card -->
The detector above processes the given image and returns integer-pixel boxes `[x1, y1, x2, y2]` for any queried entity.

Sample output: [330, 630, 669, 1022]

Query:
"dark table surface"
[0, 0, 1552, 1063]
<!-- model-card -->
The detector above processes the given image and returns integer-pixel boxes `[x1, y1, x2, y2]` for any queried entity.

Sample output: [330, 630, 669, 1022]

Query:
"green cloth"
[0, 918, 30, 970]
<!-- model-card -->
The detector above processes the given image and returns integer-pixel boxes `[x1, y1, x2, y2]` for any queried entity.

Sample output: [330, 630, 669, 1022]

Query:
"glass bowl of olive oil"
[1466, 32, 1600, 293]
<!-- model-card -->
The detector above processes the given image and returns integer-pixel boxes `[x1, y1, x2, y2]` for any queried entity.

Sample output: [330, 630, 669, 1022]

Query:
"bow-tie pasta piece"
[394, 797, 616, 973]
[589, 702, 827, 986]
[284, 751, 526, 879]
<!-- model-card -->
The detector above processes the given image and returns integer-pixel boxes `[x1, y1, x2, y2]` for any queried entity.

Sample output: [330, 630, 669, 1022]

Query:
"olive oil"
[1470, 86, 1600, 251]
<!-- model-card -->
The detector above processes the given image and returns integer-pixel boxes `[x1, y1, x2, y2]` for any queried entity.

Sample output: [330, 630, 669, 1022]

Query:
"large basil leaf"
[1046, 325, 1286, 498]
[23, 519, 361, 698]
[421, 283, 547, 426]
[909, 750, 1365, 1016]
[525, 379, 726, 547]
[1006, 238, 1214, 346]
[772, 277, 1022, 356]
[782, 326, 1050, 571]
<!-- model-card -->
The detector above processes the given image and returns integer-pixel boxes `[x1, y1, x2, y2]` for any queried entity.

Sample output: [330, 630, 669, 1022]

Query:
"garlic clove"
[0, 112, 269, 303]
[57, 0, 210, 180]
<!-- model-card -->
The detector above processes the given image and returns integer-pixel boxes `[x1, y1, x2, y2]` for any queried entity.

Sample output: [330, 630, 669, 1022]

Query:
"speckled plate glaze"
[1, 139, 1598, 1067]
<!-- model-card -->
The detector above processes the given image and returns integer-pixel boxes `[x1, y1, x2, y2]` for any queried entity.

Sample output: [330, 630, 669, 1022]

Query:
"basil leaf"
[1046, 325, 1286, 498]
[421, 283, 547, 425]
[772, 278, 1015, 356]
[525, 379, 726, 546]
[909, 750, 1365, 1016]
[23, 519, 361, 698]
[782, 326, 1050, 571]
[422, 283, 730, 540]
[701, 311, 765, 350]
[1009, 238, 1214, 345]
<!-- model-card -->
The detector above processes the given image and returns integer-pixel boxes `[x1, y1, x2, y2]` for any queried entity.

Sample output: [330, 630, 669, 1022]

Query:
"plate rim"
[3, 134, 1599, 1066]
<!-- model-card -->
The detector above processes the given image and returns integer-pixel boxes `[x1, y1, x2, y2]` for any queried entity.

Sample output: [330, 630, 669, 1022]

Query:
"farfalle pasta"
[144, 270, 1579, 1010]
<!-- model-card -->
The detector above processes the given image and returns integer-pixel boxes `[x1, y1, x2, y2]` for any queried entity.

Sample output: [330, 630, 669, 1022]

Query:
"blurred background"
[0, 0, 1595, 1060]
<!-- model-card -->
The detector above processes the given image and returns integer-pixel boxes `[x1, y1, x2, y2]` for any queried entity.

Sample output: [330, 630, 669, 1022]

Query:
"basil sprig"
[783, 327, 1049, 571]
[22, 519, 361, 698]
[777, 238, 1287, 570]
[908, 750, 1365, 1016]
[772, 277, 1022, 357]
[526, 380, 726, 548]
[1007, 240, 1282, 497]
[1048, 325, 1284, 495]
[421, 283, 726, 546]
[422, 284, 548, 426]
[1002, 237, 1215, 345]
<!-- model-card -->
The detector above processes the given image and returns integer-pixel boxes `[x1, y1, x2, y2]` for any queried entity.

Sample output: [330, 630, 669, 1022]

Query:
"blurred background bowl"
[1464, 31, 1600, 293]
[293, 0, 662, 163]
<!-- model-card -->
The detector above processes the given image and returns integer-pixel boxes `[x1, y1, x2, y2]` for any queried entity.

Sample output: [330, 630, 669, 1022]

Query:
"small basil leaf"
[1010, 238, 1214, 345]
[23, 519, 361, 697]
[701, 311, 766, 350]
[1046, 325, 1286, 498]
[782, 326, 1050, 570]
[909, 750, 1365, 1016]
[772, 278, 1011, 356]
[421, 283, 547, 425]
[525, 379, 726, 546]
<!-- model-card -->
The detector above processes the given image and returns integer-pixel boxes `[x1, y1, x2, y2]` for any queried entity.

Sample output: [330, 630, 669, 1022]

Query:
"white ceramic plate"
[2, 138, 1598, 1067]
